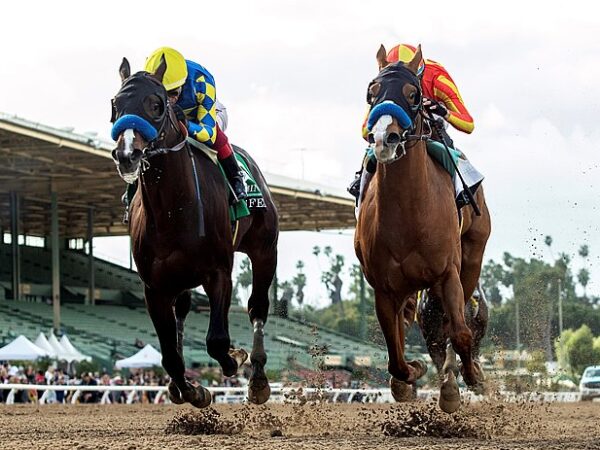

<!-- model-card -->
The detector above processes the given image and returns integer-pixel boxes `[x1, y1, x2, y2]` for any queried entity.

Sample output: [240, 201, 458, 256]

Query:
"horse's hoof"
[167, 382, 185, 405]
[460, 361, 485, 387]
[190, 385, 212, 409]
[229, 348, 249, 370]
[390, 377, 414, 402]
[439, 371, 461, 414]
[469, 381, 486, 396]
[408, 359, 428, 380]
[248, 377, 271, 405]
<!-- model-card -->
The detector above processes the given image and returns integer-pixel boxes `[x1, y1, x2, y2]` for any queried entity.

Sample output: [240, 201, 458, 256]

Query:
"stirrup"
[347, 176, 361, 199]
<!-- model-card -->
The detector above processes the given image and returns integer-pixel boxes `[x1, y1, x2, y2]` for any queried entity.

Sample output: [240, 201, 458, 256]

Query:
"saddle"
[186, 138, 266, 222]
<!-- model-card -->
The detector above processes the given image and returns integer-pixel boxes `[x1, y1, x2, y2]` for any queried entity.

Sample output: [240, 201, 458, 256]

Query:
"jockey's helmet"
[144, 47, 188, 91]
[386, 44, 425, 77]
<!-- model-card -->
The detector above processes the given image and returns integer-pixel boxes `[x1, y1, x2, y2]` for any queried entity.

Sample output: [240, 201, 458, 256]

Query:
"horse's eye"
[409, 92, 416, 101]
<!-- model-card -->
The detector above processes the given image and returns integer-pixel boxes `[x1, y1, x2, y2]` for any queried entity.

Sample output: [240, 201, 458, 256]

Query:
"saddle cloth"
[187, 137, 266, 221]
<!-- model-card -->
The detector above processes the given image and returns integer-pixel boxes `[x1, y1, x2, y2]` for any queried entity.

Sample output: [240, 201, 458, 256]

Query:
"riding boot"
[121, 183, 138, 224]
[347, 169, 363, 202]
[220, 154, 248, 202]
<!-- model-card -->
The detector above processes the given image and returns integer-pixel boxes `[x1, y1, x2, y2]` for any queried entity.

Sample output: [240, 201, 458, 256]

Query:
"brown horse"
[354, 45, 491, 413]
[110, 57, 278, 408]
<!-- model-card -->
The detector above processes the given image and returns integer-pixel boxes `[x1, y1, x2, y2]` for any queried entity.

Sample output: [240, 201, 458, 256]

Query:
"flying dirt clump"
[165, 408, 244, 435]
[380, 403, 488, 439]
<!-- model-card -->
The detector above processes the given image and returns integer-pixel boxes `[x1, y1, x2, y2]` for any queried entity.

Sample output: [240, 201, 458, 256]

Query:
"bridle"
[366, 64, 433, 163]
[111, 73, 189, 174]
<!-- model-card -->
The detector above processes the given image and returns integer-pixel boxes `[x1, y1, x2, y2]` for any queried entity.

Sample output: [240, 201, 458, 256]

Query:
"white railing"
[0, 384, 583, 405]
[0, 384, 391, 405]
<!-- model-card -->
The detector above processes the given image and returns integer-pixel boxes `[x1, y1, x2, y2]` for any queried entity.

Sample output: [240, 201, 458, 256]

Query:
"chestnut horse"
[354, 45, 491, 413]
[110, 58, 278, 408]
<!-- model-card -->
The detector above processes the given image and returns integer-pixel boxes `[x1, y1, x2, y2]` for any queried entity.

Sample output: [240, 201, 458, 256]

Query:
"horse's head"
[366, 44, 423, 164]
[110, 57, 172, 183]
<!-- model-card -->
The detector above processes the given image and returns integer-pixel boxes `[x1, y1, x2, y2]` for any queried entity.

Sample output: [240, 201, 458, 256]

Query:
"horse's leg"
[417, 292, 449, 376]
[460, 199, 490, 383]
[375, 290, 426, 402]
[145, 287, 210, 408]
[165, 290, 192, 404]
[464, 286, 489, 380]
[175, 290, 192, 357]
[245, 249, 277, 405]
[439, 269, 481, 392]
[204, 269, 248, 377]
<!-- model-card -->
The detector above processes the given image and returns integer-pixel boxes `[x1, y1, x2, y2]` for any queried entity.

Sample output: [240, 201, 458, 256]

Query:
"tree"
[292, 260, 307, 306]
[313, 245, 345, 309]
[480, 259, 509, 307]
[545, 235, 554, 260]
[234, 256, 253, 304]
[579, 244, 589, 259]
[555, 325, 600, 378]
[569, 325, 600, 377]
[276, 281, 294, 318]
[321, 254, 345, 306]
[578, 268, 590, 298]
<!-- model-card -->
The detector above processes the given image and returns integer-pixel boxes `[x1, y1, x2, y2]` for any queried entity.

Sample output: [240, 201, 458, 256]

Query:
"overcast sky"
[2, 0, 600, 307]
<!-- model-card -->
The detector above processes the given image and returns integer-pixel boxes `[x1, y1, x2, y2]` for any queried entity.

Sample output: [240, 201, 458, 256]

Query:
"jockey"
[121, 47, 247, 222]
[348, 43, 474, 202]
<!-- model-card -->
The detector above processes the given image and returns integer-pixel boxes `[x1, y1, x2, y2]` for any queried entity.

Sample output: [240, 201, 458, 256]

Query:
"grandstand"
[0, 113, 389, 375]
[0, 241, 388, 371]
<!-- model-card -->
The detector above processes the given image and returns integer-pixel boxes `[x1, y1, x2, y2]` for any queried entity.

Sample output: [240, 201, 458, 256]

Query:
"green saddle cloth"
[219, 152, 265, 222]
[425, 140, 462, 179]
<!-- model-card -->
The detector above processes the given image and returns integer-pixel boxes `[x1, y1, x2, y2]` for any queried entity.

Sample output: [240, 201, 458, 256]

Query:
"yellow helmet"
[144, 47, 188, 91]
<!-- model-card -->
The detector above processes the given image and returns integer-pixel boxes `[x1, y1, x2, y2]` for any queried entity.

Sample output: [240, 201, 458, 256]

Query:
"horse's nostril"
[386, 132, 400, 145]
[132, 148, 143, 161]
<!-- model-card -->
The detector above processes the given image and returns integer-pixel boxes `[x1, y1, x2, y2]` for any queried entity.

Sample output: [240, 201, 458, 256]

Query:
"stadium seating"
[0, 243, 389, 371]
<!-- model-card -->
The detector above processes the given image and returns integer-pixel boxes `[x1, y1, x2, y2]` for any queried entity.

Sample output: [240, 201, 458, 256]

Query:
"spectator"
[80, 372, 99, 403]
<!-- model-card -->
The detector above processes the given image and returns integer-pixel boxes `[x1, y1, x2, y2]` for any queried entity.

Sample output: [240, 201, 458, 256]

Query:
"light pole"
[515, 294, 520, 368]
[558, 278, 563, 336]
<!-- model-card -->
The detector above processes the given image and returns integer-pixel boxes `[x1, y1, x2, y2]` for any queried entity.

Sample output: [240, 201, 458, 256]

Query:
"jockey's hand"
[172, 104, 188, 127]
[423, 98, 448, 119]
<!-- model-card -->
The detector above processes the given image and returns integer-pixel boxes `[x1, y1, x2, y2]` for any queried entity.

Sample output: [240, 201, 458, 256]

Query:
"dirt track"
[1, 400, 599, 450]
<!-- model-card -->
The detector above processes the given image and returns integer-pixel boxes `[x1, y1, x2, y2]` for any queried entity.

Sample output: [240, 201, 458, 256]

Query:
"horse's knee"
[450, 327, 473, 351]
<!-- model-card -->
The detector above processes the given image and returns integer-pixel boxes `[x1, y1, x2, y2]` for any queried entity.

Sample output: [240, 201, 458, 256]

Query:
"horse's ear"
[376, 44, 389, 70]
[406, 44, 422, 75]
[153, 55, 168, 84]
[119, 58, 131, 83]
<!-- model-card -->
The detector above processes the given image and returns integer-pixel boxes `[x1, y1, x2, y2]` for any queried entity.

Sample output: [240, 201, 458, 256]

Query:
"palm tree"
[578, 268, 590, 299]
[545, 235, 554, 260]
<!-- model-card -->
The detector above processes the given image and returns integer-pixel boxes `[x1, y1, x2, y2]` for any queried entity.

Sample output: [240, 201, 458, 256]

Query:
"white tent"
[35, 332, 57, 358]
[48, 331, 67, 359]
[0, 335, 48, 361]
[115, 344, 162, 369]
[59, 335, 91, 362]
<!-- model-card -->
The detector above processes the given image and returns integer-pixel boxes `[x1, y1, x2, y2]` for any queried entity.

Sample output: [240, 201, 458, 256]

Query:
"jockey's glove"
[423, 98, 448, 119]
[172, 104, 188, 127]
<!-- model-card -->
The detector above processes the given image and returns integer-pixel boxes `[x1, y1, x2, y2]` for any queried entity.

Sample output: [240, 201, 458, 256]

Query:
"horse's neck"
[376, 141, 433, 209]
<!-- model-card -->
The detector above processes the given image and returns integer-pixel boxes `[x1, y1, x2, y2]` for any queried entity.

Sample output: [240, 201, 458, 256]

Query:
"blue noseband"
[367, 101, 413, 132]
[111, 114, 158, 142]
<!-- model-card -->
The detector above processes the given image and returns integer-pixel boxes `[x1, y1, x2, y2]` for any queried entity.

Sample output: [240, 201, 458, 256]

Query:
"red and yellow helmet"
[386, 44, 425, 77]
[144, 47, 188, 91]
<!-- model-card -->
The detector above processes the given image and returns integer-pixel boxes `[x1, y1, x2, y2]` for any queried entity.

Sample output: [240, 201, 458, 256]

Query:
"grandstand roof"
[0, 113, 356, 238]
